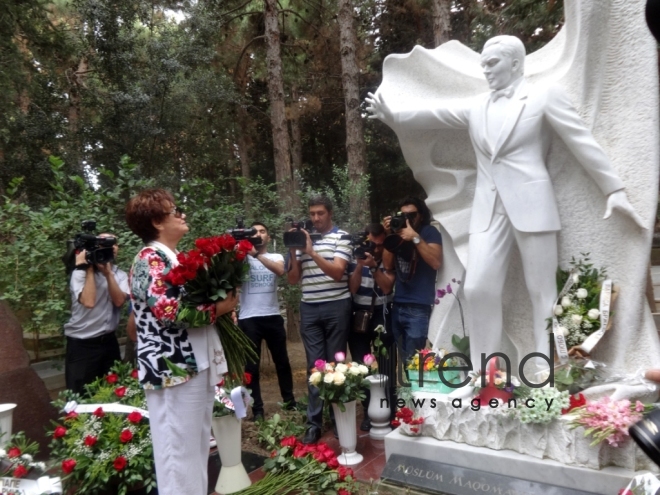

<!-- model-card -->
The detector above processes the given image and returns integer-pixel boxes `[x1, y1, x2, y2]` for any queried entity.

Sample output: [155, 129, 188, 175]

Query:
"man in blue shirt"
[383, 197, 443, 364]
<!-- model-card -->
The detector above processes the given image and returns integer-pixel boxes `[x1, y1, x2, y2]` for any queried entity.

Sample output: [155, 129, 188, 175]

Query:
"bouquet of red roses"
[163, 234, 257, 377]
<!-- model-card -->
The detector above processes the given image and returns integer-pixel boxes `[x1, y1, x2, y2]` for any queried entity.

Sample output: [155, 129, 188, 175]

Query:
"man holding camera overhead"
[287, 195, 352, 444]
[64, 233, 129, 395]
[383, 197, 443, 364]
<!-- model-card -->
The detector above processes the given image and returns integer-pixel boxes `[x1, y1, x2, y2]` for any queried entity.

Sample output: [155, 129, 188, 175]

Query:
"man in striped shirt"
[287, 195, 352, 444]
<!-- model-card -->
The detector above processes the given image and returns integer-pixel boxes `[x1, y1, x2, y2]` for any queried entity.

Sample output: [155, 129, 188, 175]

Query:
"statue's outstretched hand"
[365, 92, 394, 127]
[604, 190, 647, 229]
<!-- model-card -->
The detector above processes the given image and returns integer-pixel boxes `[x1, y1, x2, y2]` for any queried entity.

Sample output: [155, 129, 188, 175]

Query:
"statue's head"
[480, 36, 526, 90]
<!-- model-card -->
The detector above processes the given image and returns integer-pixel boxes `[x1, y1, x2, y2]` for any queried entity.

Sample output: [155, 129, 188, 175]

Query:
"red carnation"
[106, 373, 118, 384]
[562, 393, 587, 414]
[280, 436, 297, 448]
[7, 447, 21, 458]
[119, 429, 133, 443]
[84, 435, 97, 447]
[113, 456, 127, 471]
[53, 426, 67, 439]
[114, 386, 127, 398]
[13, 465, 28, 478]
[62, 459, 77, 474]
[93, 407, 105, 418]
[131, 369, 139, 379]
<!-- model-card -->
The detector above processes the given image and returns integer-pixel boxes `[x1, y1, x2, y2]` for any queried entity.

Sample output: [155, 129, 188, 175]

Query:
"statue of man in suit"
[366, 35, 645, 372]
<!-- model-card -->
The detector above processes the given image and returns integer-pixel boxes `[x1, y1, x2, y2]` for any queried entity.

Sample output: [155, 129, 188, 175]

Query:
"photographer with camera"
[347, 223, 395, 430]
[287, 195, 352, 444]
[238, 222, 296, 422]
[63, 232, 129, 395]
[383, 197, 443, 364]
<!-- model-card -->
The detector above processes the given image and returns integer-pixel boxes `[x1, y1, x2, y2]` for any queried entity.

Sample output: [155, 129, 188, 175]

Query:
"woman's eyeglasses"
[170, 206, 184, 218]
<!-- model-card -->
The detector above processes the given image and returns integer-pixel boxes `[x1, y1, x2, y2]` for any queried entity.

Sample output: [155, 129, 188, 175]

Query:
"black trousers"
[65, 332, 121, 395]
[239, 315, 295, 415]
[348, 303, 397, 418]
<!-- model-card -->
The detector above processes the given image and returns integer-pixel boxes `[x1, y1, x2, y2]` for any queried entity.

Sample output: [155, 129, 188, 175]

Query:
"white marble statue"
[365, 0, 660, 378]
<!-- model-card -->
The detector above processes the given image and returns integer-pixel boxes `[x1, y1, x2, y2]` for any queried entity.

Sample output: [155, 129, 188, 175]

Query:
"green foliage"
[256, 413, 306, 451]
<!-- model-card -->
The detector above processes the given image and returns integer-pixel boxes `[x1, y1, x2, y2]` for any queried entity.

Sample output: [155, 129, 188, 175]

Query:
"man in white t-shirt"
[238, 222, 296, 421]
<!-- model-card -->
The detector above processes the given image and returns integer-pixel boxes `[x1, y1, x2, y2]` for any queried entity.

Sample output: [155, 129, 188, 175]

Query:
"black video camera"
[340, 232, 375, 260]
[390, 211, 417, 233]
[226, 218, 262, 246]
[283, 217, 322, 248]
[63, 221, 116, 274]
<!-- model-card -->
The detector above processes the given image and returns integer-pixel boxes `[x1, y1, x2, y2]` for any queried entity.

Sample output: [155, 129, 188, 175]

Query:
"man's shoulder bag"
[352, 292, 376, 334]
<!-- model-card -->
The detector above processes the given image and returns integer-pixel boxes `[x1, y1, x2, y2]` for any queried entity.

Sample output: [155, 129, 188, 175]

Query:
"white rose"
[0, 449, 5, 457]
[348, 366, 361, 376]
[576, 288, 588, 299]
[325, 363, 334, 372]
[572, 273, 580, 283]
[358, 365, 369, 375]
[323, 372, 335, 384]
[553, 305, 563, 316]
[309, 371, 322, 386]
[587, 308, 600, 320]
[571, 314, 583, 324]
[21, 454, 33, 462]
[561, 296, 572, 308]
[557, 326, 569, 337]
[333, 372, 346, 385]
[335, 363, 348, 374]
[510, 376, 521, 387]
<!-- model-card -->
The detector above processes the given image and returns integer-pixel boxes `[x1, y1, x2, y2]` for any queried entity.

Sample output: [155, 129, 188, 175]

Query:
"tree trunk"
[338, 0, 369, 227]
[289, 86, 303, 196]
[286, 304, 301, 342]
[264, 0, 295, 212]
[235, 52, 253, 213]
[431, 0, 452, 47]
[68, 57, 88, 176]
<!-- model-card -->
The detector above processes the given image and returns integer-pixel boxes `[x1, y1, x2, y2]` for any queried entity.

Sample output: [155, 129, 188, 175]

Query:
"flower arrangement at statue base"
[568, 396, 653, 447]
[407, 348, 461, 394]
[0, 432, 46, 479]
[470, 360, 528, 403]
[49, 362, 156, 495]
[309, 352, 372, 412]
[391, 406, 424, 436]
[162, 234, 257, 377]
[233, 436, 357, 495]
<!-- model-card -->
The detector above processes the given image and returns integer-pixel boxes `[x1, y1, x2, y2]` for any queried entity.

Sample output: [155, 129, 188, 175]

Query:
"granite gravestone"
[0, 302, 58, 455]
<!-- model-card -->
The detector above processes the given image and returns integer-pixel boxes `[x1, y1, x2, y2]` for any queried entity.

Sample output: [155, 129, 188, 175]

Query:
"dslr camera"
[226, 218, 262, 246]
[63, 221, 117, 273]
[283, 217, 322, 248]
[389, 211, 417, 233]
[340, 232, 375, 260]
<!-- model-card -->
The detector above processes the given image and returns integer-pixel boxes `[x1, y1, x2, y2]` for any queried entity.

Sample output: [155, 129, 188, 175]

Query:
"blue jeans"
[391, 303, 432, 365]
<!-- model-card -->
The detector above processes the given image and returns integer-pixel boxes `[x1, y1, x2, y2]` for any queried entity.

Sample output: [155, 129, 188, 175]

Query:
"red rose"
[62, 459, 77, 474]
[84, 435, 97, 447]
[195, 238, 219, 258]
[313, 451, 326, 462]
[53, 426, 67, 439]
[220, 234, 236, 251]
[410, 427, 419, 433]
[391, 420, 401, 428]
[235, 250, 247, 262]
[114, 386, 127, 398]
[243, 372, 252, 385]
[64, 411, 78, 421]
[106, 373, 118, 384]
[127, 411, 143, 423]
[7, 447, 21, 458]
[293, 446, 307, 458]
[270, 450, 277, 458]
[93, 407, 105, 418]
[131, 369, 139, 379]
[338, 489, 351, 495]
[327, 456, 339, 469]
[13, 465, 28, 478]
[562, 393, 587, 414]
[280, 436, 297, 448]
[113, 456, 127, 471]
[119, 429, 133, 443]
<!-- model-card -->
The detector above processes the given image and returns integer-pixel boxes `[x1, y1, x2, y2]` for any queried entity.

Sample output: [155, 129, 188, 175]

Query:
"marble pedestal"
[383, 392, 658, 494]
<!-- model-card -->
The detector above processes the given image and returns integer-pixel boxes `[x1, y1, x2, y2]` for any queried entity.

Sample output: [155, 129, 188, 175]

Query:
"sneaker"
[302, 426, 322, 444]
[360, 417, 371, 432]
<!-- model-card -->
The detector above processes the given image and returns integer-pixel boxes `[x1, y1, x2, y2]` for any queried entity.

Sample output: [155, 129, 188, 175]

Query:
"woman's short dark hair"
[308, 195, 333, 213]
[399, 196, 432, 226]
[126, 189, 175, 244]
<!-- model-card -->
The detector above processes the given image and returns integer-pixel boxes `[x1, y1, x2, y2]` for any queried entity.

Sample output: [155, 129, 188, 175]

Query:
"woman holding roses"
[126, 188, 238, 495]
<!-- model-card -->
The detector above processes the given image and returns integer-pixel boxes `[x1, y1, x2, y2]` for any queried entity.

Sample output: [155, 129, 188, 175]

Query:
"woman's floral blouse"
[130, 246, 211, 389]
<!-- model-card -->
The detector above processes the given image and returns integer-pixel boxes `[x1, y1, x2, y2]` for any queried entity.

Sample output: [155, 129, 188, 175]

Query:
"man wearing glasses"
[347, 223, 394, 430]
[383, 197, 443, 364]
